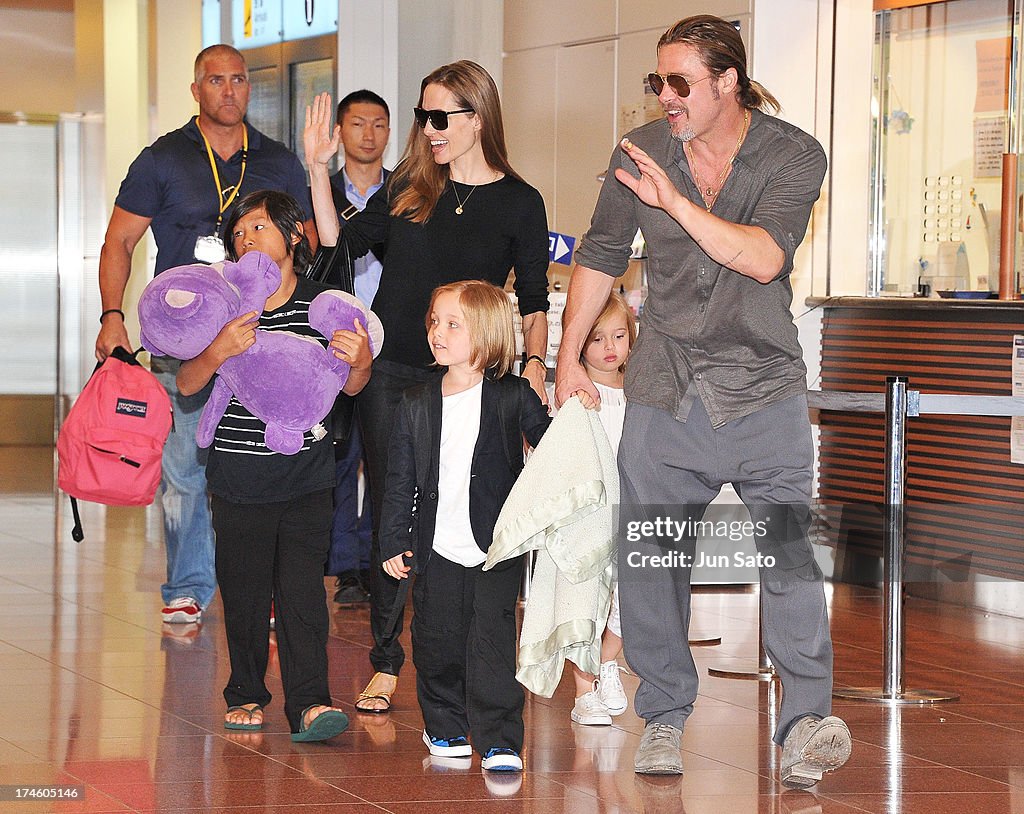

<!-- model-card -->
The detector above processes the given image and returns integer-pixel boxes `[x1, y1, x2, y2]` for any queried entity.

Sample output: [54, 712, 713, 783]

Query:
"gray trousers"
[617, 394, 833, 745]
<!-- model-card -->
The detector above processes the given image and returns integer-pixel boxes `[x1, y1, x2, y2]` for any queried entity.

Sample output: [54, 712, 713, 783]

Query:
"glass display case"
[870, 0, 1021, 297]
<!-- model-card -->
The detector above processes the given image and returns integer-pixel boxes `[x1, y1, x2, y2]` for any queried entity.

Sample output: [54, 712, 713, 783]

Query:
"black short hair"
[223, 190, 313, 273]
[337, 89, 390, 122]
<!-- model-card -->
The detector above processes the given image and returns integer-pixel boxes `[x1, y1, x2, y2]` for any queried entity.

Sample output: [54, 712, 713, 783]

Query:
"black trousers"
[357, 359, 440, 676]
[212, 489, 333, 732]
[412, 552, 525, 756]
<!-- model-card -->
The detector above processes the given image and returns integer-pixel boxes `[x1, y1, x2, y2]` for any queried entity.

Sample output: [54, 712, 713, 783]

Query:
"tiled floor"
[2, 445, 1023, 813]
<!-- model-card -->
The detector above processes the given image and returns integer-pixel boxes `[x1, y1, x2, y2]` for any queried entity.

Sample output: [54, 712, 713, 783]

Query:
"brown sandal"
[355, 671, 396, 713]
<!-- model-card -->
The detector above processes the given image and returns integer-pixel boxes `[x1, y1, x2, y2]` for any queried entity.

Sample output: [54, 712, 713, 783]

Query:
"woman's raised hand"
[304, 92, 341, 170]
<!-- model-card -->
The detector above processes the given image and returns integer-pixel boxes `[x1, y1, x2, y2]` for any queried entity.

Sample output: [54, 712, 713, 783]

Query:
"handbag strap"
[304, 236, 355, 295]
[339, 239, 354, 295]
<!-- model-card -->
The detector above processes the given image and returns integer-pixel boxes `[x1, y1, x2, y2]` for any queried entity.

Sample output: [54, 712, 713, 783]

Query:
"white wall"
[828, 0, 874, 296]
[338, 1, 399, 167]
[395, 0, 502, 152]
[753, 0, 873, 300]
[0, 7, 75, 114]
[753, 0, 825, 306]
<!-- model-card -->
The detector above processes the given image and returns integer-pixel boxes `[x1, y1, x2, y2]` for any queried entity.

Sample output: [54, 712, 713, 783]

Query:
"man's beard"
[671, 126, 696, 143]
[669, 82, 720, 142]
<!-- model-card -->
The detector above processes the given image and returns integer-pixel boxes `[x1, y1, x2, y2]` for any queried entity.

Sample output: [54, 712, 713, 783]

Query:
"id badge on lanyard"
[194, 234, 227, 263]
[194, 117, 247, 263]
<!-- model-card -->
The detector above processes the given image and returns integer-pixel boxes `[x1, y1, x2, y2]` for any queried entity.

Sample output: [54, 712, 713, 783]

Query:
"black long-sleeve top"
[335, 174, 551, 368]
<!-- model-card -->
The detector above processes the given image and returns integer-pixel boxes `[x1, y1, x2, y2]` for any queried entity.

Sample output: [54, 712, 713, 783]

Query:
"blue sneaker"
[422, 730, 472, 757]
[481, 747, 523, 772]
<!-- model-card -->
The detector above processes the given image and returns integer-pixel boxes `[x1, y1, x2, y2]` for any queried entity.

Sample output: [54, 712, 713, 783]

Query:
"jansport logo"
[116, 398, 148, 418]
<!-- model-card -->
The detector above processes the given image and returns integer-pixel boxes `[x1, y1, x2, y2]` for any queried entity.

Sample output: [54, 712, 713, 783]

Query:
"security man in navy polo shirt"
[94, 43, 316, 627]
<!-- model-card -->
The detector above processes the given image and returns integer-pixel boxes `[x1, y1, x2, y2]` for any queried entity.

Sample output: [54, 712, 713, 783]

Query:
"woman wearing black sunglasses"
[303, 60, 550, 719]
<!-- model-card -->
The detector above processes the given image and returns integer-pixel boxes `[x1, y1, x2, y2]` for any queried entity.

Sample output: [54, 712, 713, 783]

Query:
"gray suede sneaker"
[633, 722, 683, 775]
[780, 715, 852, 789]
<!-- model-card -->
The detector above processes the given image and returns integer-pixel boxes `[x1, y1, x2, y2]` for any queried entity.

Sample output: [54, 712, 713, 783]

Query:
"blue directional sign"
[548, 231, 576, 265]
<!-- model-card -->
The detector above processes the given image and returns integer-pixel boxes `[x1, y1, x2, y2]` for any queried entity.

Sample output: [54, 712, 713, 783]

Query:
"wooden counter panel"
[816, 305, 1024, 581]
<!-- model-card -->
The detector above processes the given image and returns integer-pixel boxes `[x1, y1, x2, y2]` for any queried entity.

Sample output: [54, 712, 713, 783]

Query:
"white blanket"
[485, 397, 618, 697]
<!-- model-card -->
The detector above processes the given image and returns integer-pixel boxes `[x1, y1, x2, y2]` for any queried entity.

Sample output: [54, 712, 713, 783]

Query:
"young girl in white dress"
[566, 292, 637, 725]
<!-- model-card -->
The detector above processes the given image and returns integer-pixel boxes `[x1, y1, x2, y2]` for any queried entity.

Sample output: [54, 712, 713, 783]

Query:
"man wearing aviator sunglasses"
[556, 14, 850, 791]
[413, 107, 475, 131]
[646, 72, 712, 98]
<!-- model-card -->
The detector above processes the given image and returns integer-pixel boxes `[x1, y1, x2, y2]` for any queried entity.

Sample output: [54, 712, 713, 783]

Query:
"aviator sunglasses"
[647, 72, 713, 97]
[413, 107, 475, 130]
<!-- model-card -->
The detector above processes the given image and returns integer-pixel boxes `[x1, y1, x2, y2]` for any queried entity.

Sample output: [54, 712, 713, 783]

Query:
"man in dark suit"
[326, 90, 391, 610]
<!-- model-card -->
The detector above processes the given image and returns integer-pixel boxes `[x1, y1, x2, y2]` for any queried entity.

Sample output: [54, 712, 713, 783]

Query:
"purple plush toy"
[138, 251, 383, 455]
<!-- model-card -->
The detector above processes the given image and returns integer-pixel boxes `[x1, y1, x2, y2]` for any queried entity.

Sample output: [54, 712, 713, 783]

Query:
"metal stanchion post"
[519, 550, 534, 603]
[708, 589, 775, 681]
[834, 377, 958, 704]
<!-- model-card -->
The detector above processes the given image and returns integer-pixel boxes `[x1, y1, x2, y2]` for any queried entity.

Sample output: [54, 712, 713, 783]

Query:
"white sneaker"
[161, 596, 201, 624]
[421, 730, 472, 757]
[571, 685, 612, 725]
[598, 661, 628, 715]
[481, 747, 523, 772]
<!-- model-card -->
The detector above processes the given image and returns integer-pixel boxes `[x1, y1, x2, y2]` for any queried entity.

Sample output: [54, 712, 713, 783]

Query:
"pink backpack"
[57, 347, 173, 541]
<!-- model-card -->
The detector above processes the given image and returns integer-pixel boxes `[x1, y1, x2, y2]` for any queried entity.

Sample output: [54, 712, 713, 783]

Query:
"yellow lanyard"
[195, 116, 248, 233]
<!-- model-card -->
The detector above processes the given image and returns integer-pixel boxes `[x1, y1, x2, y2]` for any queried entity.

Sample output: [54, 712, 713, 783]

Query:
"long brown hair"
[390, 60, 523, 224]
[658, 15, 780, 114]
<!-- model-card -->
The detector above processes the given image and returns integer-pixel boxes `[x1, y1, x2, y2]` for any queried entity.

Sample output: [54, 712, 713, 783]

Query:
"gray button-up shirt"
[574, 111, 826, 427]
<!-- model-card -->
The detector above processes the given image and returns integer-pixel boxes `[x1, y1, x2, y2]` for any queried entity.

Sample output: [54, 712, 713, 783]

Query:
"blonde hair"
[583, 292, 637, 373]
[426, 280, 516, 377]
[390, 61, 523, 224]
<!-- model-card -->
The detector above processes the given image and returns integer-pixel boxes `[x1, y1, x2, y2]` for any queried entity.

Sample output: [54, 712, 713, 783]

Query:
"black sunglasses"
[413, 107, 474, 130]
[647, 72, 713, 97]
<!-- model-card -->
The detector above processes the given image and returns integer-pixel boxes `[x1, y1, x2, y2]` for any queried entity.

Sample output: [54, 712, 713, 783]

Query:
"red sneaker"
[162, 596, 201, 624]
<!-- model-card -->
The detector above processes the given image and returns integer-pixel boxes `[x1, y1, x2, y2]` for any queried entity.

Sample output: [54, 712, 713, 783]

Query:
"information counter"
[808, 296, 1024, 598]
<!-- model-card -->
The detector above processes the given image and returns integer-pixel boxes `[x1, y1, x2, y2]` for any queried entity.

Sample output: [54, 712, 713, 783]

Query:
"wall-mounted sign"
[549, 231, 576, 265]
[230, 0, 337, 49]
[234, 0, 282, 48]
[976, 37, 1010, 114]
[282, 0, 337, 41]
[974, 116, 1005, 178]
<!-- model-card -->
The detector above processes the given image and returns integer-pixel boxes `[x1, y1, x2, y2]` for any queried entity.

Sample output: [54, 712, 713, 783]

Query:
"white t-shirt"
[432, 381, 486, 567]
[593, 381, 625, 457]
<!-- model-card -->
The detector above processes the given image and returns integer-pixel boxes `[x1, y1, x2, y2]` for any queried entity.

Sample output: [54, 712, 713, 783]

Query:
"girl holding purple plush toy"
[177, 189, 374, 741]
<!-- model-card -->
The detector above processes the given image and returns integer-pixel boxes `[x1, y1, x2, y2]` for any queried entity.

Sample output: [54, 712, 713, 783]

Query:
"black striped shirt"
[205, 276, 335, 504]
